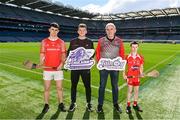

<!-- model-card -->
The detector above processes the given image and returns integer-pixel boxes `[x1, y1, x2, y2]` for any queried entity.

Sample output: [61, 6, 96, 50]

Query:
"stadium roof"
[0, 0, 97, 19]
[0, 0, 180, 20]
[95, 7, 180, 20]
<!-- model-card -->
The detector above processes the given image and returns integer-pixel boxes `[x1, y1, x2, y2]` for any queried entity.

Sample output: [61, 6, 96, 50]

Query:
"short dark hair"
[49, 22, 59, 29]
[78, 23, 87, 29]
[130, 41, 139, 47]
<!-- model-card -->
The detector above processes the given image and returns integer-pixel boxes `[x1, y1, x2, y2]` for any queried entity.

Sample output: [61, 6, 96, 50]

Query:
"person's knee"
[71, 84, 77, 89]
[99, 85, 106, 90]
[128, 88, 133, 94]
[84, 83, 90, 89]
[134, 90, 138, 94]
[134, 87, 139, 93]
[44, 86, 51, 92]
[56, 86, 63, 91]
[112, 83, 118, 88]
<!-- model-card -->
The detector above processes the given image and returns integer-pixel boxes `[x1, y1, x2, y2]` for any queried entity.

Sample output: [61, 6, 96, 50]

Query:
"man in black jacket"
[67, 23, 94, 112]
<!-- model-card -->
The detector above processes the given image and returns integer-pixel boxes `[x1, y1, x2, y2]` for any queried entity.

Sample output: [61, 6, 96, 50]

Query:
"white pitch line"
[118, 52, 178, 91]
[0, 52, 177, 93]
[144, 52, 178, 73]
[0, 62, 112, 93]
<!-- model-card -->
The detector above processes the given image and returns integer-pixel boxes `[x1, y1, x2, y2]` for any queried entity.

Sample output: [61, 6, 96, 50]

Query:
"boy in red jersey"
[123, 41, 144, 114]
[40, 22, 66, 113]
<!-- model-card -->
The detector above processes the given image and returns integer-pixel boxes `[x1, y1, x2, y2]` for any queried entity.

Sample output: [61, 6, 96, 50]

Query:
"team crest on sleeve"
[97, 57, 126, 71]
[64, 47, 95, 70]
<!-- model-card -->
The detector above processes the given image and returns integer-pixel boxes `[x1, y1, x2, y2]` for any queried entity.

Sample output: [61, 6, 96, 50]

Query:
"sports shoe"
[58, 103, 66, 112]
[133, 104, 143, 112]
[86, 103, 93, 112]
[96, 104, 103, 113]
[114, 103, 122, 113]
[126, 106, 132, 114]
[68, 103, 77, 112]
[42, 104, 49, 113]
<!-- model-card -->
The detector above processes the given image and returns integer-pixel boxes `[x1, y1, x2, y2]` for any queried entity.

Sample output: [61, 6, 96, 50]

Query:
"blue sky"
[53, 0, 180, 14]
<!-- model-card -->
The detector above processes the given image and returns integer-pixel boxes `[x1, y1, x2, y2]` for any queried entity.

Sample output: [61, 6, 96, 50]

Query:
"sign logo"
[97, 57, 126, 71]
[64, 47, 95, 70]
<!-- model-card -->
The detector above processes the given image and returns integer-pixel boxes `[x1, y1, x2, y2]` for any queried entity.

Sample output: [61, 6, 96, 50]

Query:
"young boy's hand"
[123, 74, 127, 80]
[140, 73, 145, 78]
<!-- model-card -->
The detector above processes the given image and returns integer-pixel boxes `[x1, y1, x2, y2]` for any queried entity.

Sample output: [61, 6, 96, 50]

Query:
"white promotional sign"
[97, 57, 126, 71]
[64, 47, 95, 70]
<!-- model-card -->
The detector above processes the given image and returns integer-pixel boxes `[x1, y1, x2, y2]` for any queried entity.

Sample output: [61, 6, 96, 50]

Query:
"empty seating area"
[0, 3, 180, 43]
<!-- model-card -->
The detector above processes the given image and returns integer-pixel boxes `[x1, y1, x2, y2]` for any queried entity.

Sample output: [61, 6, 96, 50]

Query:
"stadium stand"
[0, 0, 180, 43]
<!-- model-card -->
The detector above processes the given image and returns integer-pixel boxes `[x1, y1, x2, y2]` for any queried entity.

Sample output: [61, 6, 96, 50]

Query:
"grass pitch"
[0, 42, 179, 119]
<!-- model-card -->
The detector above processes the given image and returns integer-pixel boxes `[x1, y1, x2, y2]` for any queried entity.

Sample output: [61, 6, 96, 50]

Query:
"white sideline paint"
[0, 62, 112, 93]
[118, 52, 178, 90]
[0, 52, 177, 93]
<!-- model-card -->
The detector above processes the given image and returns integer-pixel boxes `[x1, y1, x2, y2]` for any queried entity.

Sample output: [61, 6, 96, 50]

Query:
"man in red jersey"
[123, 41, 144, 114]
[39, 22, 66, 113]
[96, 23, 124, 113]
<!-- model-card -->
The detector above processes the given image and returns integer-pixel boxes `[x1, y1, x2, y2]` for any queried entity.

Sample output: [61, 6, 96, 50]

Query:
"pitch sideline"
[0, 52, 177, 93]
[118, 52, 178, 90]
